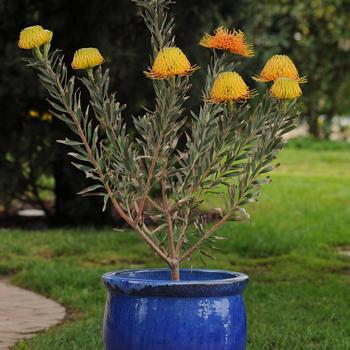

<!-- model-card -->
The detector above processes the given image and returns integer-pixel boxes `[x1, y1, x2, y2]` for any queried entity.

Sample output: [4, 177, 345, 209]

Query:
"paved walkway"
[0, 280, 65, 349]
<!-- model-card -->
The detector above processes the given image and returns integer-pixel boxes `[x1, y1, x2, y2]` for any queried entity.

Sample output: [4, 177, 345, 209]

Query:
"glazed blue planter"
[102, 268, 249, 350]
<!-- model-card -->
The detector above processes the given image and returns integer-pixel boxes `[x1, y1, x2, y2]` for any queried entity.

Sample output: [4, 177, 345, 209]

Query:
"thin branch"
[180, 212, 231, 262]
[135, 132, 163, 224]
[175, 207, 190, 255]
[161, 161, 176, 261]
[146, 195, 165, 213]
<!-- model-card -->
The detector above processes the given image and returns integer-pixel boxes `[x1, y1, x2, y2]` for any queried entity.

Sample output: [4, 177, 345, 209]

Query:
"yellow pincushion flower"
[209, 72, 253, 103]
[200, 27, 254, 57]
[41, 112, 53, 122]
[254, 55, 306, 83]
[29, 109, 40, 118]
[71, 48, 105, 70]
[145, 47, 198, 80]
[270, 77, 302, 99]
[18, 25, 53, 49]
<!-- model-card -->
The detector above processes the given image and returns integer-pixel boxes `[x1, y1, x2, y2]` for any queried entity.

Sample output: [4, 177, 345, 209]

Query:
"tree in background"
[0, 109, 54, 217]
[240, 0, 350, 138]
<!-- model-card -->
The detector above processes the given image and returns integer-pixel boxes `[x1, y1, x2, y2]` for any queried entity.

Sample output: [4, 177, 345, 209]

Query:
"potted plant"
[18, 0, 305, 348]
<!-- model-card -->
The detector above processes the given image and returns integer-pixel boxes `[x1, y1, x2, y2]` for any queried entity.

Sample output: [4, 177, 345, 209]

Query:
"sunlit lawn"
[1, 146, 350, 349]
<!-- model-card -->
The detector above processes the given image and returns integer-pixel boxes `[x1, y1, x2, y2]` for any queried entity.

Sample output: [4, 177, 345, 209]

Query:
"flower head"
[29, 110, 40, 118]
[209, 72, 254, 103]
[200, 27, 254, 57]
[145, 47, 198, 79]
[41, 112, 53, 122]
[270, 77, 302, 99]
[18, 25, 53, 49]
[71, 48, 104, 70]
[254, 55, 306, 83]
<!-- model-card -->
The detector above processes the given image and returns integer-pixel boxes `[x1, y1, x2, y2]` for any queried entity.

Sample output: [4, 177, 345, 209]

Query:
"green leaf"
[68, 152, 89, 162]
[57, 138, 83, 146]
[77, 184, 103, 195]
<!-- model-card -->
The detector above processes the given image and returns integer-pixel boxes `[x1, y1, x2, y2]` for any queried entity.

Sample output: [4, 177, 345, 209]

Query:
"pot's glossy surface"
[102, 268, 249, 350]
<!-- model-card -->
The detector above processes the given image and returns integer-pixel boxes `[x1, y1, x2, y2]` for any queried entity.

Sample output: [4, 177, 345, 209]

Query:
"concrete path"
[0, 280, 65, 349]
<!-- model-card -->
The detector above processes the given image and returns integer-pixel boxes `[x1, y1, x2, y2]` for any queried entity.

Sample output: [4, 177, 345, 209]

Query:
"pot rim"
[102, 268, 249, 298]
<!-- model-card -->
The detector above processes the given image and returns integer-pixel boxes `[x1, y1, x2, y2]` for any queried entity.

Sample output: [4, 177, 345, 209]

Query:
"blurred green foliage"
[244, 0, 350, 138]
[1, 0, 349, 224]
[286, 137, 350, 151]
[0, 111, 54, 214]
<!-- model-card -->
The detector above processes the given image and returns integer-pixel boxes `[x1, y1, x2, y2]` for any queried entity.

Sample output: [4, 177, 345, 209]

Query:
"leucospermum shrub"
[19, 0, 305, 280]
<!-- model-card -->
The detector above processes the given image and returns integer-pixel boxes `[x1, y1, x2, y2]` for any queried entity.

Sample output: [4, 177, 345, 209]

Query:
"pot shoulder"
[102, 268, 249, 298]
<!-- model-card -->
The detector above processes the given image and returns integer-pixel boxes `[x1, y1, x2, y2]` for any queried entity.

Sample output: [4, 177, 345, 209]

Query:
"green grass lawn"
[1, 147, 350, 349]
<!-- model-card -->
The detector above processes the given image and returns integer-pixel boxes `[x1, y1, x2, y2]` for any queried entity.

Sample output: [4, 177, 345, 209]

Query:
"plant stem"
[135, 133, 163, 224]
[161, 158, 179, 280]
[160, 155, 179, 280]
[86, 68, 94, 81]
[170, 261, 180, 281]
[161, 164, 176, 261]
[175, 208, 190, 255]
[33, 47, 44, 61]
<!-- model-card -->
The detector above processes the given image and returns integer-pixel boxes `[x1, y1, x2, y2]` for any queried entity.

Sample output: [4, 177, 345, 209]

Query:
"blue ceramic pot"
[102, 268, 249, 350]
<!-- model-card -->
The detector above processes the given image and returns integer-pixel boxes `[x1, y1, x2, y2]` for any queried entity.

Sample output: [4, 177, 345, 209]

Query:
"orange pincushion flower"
[200, 27, 254, 57]
[253, 55, 306, 83]
[209, 72, 254, 103]
[145, 47, 198, 80]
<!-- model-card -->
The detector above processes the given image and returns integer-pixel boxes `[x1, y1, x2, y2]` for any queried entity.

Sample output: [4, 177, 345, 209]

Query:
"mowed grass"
[1, 147, 350, 349]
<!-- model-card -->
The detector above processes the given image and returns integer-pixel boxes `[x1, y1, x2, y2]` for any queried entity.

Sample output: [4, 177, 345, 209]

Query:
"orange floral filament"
[200, 27, 254, 57]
